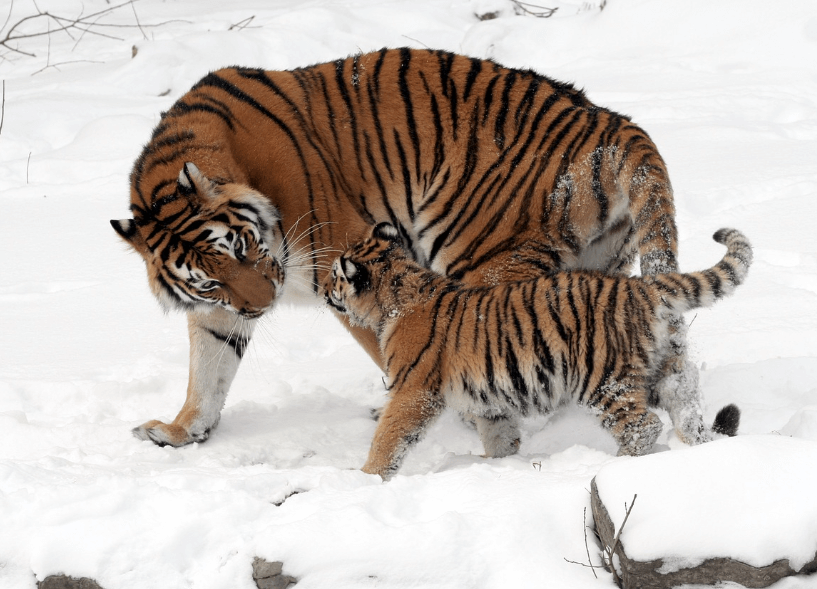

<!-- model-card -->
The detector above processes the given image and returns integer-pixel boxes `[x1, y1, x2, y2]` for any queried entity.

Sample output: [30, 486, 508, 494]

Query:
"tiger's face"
[323, 222, 402, 328]
[112, 163, 285, 318]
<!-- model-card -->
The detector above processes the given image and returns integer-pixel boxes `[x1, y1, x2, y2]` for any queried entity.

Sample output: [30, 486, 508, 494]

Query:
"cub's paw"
[132, 420, 209, 447]
[616, 412, 663, 456]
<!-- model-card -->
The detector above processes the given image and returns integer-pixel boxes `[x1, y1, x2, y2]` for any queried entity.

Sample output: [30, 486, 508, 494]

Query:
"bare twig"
[32, 58, 105, 75]
[610, 495, 637, 561]
[0, 79, 5, 137]
[130, 0, 148, 40]
[599, 494, 638, 587]
[26, 151, 31, 183]
[511, 1, 559, 18]
[0, 0, 185, 59]
[1, 0, 14, 36]
[564, 507, 600, 578]
[401, 34, 430, 50]
[228, 15, 257, 31]
[688, 313, 698, 328]
[583, 506, 597, 578]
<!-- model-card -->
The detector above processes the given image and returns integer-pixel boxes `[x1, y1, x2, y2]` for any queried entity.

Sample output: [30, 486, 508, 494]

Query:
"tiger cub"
[324, 223, 751, 480]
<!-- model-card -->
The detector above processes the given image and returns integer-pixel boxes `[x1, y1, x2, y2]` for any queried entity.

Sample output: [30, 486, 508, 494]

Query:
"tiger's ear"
[342, 258, 359, 279]
[177, 162, 217, 200]
[110, 218, 148, 255]
[372, 222, 400, 242]
[342, 257, 371, 291]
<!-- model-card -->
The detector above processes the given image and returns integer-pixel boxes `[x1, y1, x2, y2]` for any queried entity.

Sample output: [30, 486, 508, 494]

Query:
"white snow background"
[1, 0, 817, 587]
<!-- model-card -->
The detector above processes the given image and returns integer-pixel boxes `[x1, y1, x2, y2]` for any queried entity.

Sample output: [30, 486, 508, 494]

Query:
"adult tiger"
[112, 47, 708, 449]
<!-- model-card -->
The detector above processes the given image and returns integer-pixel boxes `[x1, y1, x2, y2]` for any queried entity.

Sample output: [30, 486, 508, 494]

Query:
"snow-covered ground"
[1, 0, 816, 587]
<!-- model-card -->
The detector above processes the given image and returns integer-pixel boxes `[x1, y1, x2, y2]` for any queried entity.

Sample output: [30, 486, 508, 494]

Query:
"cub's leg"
[607, 410, 663, 457]
[362, 384, 445, 480]
[592, 380, 663, 456]
[473, 414, 521, 458]
[133, 307, 254, 447]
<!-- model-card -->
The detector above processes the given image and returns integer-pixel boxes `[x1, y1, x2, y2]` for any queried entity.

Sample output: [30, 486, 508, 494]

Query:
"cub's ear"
[372, 222, 400, 242]
[110, 219, 148, 254]
[177, 162, 216, 200]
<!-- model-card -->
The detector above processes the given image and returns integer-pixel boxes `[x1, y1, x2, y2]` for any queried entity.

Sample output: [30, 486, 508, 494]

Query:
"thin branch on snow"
[401, 34, 431, 49]
[563, 507, 600, 578]
[0, 0, 184, 60]
[130, 0, 148, 40]
[688, 313, 698, 328]
[602, 494, 638, 587]
[510, 1, 559, 18]
[228, 15, 259, 31]
[0, 79, 5, 138]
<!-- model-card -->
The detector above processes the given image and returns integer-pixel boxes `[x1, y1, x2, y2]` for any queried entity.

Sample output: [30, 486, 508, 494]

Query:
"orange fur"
[112, 49, 690, 447]
[325, 224, 751, 479]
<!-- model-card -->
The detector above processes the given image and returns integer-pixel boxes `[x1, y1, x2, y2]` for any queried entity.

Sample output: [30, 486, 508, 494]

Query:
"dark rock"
[590, 477, 817, 589]
[38, 576, 104, 589]
[252, 557, 297, 588]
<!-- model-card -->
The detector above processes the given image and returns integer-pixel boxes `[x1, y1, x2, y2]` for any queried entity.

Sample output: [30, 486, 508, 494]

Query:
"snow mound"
[594, 435, 817, 571]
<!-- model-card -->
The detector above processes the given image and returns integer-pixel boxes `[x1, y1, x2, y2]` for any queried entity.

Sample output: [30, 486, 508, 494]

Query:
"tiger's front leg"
[362, 384, 445, 481]
[133, 307, 254, 447]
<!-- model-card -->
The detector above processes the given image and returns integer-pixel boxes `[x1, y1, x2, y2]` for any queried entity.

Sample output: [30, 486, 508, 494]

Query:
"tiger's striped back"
[120, 48, 679, 307]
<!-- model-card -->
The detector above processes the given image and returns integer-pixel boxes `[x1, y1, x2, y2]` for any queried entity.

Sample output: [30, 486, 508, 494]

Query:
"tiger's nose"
[258, 257, 284, 285]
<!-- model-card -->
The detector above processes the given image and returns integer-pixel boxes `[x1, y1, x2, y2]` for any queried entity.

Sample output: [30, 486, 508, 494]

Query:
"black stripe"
[393, 128, 415, 222]
[578, 276, 595, 402]
[590, 145, 609, 225]
[366, 77, 394, 181]
[463, 57, 483, 102]
[481, 75, 499, 126]
[397, 48, 421, 182]
[372, 48, 388, 96]
[494, 71, 516, 151]
[207, 329, 249, 359]
[333, 58, 367, 182]
[166, 100, 235, 131]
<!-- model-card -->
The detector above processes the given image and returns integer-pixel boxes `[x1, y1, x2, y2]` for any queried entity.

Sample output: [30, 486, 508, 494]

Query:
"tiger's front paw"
[132, 420, 210, 447]
[361, 459, 396, 482]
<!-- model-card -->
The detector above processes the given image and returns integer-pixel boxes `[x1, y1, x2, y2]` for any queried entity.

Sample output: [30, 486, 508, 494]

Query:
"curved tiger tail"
[648, 228, 753, 314]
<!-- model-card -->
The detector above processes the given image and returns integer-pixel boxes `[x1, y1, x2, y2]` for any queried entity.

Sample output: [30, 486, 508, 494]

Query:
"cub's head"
[111, 162, 285, 318]
[323, 222, 403, 328]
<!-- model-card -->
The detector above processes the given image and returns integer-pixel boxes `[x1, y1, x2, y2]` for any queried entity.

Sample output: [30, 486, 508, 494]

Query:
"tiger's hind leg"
[362, 384, 446, 481]
[648, 314, 741, 445]
[473, 413, 521, 458]
[652, 352, 711, 445]
[653, 356, 741, 445]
